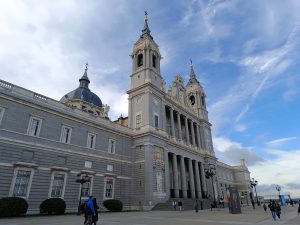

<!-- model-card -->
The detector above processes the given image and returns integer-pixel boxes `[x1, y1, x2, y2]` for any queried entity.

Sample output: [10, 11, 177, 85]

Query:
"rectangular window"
[107, 165, 113, 172]
[87, 133, 96, 149]
[60, 126, 72, 144]
[108, 139, 116, 154]
[154, 114, 159, 128]
[0, 107, 5, 125]
[12, 170, 31, 197]
[136, 114, 142, 128]
[104, 178, 114, 199]
[27, 117, 42, 136]
[51, 173, 65, 198]
[81, 177, 91, 198]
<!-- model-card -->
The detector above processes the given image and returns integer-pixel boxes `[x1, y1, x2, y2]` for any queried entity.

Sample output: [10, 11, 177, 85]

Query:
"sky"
[0, 0, 300, 198]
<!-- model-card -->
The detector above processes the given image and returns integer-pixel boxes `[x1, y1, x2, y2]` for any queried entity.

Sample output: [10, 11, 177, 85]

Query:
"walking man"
[269, 200, 276, 221]
[85, 196, 96, 225]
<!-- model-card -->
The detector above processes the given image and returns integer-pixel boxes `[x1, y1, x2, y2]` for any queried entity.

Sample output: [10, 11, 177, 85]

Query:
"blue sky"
[0, 0, 299, 197]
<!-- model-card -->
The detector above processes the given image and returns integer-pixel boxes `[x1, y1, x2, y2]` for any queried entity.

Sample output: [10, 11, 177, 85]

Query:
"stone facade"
[0, 16, 251, 213]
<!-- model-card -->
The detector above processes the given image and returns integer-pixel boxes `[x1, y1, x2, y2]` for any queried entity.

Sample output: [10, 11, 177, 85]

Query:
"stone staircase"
[152, 198, 213, 211]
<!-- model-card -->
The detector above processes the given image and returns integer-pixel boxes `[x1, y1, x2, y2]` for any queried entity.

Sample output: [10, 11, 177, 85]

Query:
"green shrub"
[103, 199, 123, 212]
[40, 198, 66, 215]
[0, 197, 28, 217]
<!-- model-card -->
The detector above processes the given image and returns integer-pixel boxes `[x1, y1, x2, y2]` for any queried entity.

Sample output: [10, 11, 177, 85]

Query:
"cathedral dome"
[60, 65, 103, 108]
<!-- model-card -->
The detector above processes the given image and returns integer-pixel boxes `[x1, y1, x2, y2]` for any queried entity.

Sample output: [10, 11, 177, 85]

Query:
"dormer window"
[152, 54, 156, 68]
[137, 54, 143, 67]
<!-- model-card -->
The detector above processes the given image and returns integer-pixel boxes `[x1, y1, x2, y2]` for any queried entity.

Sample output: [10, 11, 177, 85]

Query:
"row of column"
[166, 106, 204, 149]
[171, 153, 207, 199]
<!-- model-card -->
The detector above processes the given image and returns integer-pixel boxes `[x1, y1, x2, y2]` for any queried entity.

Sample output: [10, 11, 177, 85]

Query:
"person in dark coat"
[297, 200, 300, 216]
[263, 203, 267, 212]
[269, 200, 276, 221]
[92, 198, 99, 225]
[194, 200, 199, 213]
[178, 200, 183, 211]
[275, 202, 281, 220]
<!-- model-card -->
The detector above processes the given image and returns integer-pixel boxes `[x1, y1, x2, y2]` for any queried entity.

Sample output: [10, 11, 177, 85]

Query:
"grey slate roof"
[60, 67, 103, 107]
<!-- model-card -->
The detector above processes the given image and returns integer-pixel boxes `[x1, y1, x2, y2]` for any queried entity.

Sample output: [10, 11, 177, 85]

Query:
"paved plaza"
[0, 206, 299, 225]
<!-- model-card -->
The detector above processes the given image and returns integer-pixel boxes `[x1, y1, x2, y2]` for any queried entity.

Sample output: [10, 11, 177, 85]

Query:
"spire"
[140, 11, 153, 39]
[79, 62, 90, 89]
[187, 59, 199, 86]
[189, 59, 196, 79]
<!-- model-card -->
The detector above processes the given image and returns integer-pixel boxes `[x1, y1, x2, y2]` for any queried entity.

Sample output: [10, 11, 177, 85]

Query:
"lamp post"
[276, 185, 281, 200]
[205, 166, 216, 205]
[75, 174, 90, 215]
[250, 178, 260, 206]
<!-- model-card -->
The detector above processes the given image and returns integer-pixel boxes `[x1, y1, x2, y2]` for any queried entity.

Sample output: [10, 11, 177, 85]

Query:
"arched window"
[137, 54, 143, 67]
[152, 54, 157, 68]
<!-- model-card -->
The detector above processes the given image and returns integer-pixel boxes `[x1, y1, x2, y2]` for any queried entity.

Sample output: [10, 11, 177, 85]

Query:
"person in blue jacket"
[85, 196, 96, 225]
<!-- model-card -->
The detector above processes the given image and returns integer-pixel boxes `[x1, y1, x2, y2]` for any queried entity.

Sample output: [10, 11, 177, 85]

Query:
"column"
[199, 124, 205, 149]
[170, 108, 175, 137]
[196, 124, 201, 149]
[177, 112, 182, 140]
[165, 151, 170, 198]
[200, 162, 207, 195]
[194, 161, 202, 199]
[185, 116, 190, 144]
[180, 156, 187, 198]
[191, 121, 196, 146]
[164, 106, 168, 133]
[188, 158, 196, 198]
[172, 153, 179, 198]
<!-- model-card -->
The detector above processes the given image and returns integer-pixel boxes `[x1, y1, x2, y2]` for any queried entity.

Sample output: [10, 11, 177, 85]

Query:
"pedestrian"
[85, 196, 96, 225]
[194, 199, 199, 213]
[269, 200, 276, 221]
[275, 202, 281, 220]
[172, 200, 177, 211]
[82, 202, 88, 225]
[200, 200, 203, 210]
[251, 200, 255, 209]
[263, 203, 267, 212]
[92, 198, 99, 225]
[178, 199, 182, 211]
[297, 200, 300, 216]
[240, 200, 243, 207]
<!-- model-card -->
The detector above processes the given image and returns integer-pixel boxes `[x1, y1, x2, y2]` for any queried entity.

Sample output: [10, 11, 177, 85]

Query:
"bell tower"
[130, 12, 163, 91]
[186, 60, 208, 121]
[127, 12, 165, 130]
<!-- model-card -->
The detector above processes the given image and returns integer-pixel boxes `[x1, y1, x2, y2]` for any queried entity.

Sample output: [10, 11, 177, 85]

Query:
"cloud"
[266, 137, 298, 147]
[213, 137, 264, 166]
[250, 148, 300, 197]
[283, 89, 298, 101]
[234, 123, 247, 132]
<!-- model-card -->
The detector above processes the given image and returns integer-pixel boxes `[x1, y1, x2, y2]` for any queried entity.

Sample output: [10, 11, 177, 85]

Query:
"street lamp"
[205, 166, 216, 206]
[250, 178, 260, 206]
[276, 185, 281, 200]
[75, 174, 90, 215]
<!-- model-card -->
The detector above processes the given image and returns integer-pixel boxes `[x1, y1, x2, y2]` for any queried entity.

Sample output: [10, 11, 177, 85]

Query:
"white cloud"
[266, 137, 298, 147]
[213, 137, 264, 166]
[250, 149, 300, 197]
[234, 123, 247, 132]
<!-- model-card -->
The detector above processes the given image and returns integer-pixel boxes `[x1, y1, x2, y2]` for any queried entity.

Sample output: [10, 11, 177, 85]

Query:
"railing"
[0, 80, 13, 89]
[33, 93, 47, 102]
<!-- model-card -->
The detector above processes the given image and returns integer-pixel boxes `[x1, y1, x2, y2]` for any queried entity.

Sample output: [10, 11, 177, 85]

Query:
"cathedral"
[0, 15, 251, 213]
